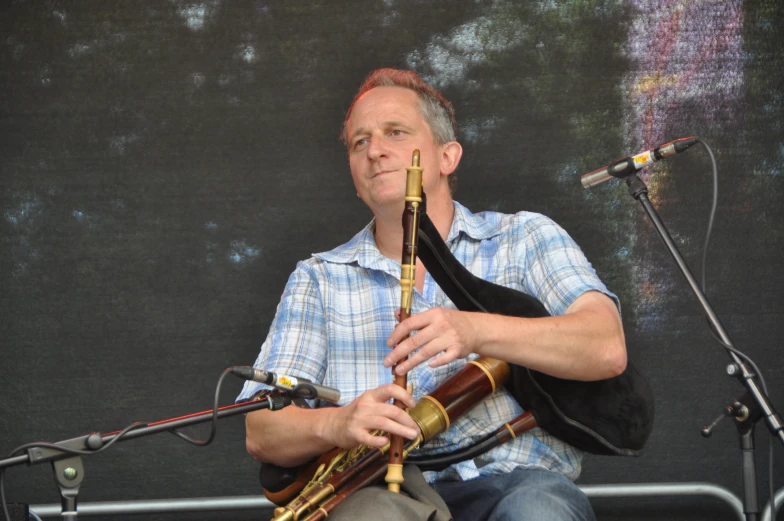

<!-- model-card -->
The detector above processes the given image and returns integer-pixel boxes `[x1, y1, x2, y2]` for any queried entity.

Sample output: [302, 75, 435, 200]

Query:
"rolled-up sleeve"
[518, 215, 619, 317]
[236, 261, 328, 402]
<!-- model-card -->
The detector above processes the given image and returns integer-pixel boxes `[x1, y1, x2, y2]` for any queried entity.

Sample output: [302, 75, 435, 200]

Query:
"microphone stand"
[624, 174, 784, 521]
[0, 395, 292, 521]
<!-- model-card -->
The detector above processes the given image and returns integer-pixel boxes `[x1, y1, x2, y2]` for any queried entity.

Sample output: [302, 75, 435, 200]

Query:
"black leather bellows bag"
[416, 211, 654, 456]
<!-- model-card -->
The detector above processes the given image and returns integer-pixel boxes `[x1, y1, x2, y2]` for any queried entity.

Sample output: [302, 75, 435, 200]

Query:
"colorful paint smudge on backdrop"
[621, 0, 745, 330]
[624, 0, 743, 188]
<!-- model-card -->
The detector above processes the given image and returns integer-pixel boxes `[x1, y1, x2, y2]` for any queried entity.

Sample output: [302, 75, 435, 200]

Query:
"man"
[238, 69, 626, 521]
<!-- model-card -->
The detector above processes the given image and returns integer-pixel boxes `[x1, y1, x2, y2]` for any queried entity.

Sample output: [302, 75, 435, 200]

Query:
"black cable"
[696, 139, 775, 521]
[698, 141, 769, 392]
[166, 368, 232, 446]
[1, 367, 235, 520]
[699, 139, 717, 296]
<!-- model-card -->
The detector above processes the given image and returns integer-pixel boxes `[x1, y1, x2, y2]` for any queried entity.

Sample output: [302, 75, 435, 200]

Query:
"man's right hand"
[246, 383, 421, 468]
[321, 383, 420, 449]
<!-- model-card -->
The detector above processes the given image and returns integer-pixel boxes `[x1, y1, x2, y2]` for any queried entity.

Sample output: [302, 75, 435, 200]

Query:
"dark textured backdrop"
[2, 1, 782, 520]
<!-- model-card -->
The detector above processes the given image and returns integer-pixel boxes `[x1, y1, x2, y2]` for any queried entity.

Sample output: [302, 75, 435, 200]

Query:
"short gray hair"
[342, 69, 457, 145]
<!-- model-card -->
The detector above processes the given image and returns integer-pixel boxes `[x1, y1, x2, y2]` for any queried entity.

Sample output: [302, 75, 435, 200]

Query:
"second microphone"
[232, 366, 341, 403]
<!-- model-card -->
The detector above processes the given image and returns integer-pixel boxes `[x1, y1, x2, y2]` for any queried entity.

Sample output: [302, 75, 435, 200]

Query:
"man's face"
[345, 86, 449, 215]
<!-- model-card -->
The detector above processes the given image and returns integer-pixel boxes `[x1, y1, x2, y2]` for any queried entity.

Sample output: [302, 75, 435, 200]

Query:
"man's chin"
[365, 192, 407, 215]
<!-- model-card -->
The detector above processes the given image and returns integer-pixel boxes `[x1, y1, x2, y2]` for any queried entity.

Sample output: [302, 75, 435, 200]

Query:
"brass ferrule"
[405, 149, 423, 201]
[470, 357, 511, 391]
[399, 265, 415, 312]
[408, 396, 450, 443]
[404, 171, 423, 201]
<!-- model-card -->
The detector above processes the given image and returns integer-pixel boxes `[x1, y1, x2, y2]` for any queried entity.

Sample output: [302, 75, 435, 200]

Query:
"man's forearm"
[475, 292, 626, 381]
[245, 405, 335, 468]
[388, 290, 627, 381]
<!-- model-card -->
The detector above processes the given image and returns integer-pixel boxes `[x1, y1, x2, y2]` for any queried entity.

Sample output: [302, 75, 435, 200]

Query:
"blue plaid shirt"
[238, 201, 618, 483]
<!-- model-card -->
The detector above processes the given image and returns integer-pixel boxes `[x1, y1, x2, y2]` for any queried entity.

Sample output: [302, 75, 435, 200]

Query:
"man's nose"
[366, 136, 388, 160]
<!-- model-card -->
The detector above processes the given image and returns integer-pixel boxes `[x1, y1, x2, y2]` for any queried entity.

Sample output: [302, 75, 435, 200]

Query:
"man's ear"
[440, 141, 463, 176]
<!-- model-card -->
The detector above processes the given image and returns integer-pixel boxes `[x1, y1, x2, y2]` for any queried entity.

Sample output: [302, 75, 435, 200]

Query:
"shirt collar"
[446, 200, 500, 243]
[314, 201, 501, 268]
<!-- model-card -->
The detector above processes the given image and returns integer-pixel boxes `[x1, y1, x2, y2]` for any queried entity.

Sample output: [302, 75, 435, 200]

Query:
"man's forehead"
[358, 84, 416, 99]
[348, 86, 421, 131]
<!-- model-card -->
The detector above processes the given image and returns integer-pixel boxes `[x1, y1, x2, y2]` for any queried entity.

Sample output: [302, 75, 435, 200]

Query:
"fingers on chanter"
[377, 383, 416, 409]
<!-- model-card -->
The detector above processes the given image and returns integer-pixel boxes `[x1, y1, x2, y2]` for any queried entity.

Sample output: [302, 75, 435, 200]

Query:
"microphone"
[581, 136, 698, 188]
[231, 366, 341, 403]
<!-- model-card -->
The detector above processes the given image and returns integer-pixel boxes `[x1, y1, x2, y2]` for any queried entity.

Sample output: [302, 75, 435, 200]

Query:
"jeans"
[434, 467, 596, 521]
[327, 465, 594, 521]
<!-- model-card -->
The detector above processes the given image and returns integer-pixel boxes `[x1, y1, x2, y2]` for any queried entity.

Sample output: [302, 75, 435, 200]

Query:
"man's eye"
[390, 130, 403, 137]
[353, 138, 368, 149]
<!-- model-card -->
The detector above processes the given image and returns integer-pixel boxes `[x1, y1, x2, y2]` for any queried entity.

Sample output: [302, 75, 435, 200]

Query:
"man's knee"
[491, 469, 595, 521]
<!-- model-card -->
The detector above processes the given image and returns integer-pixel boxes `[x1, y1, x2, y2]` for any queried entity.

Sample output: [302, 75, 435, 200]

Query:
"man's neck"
[373, 196, 455, 261]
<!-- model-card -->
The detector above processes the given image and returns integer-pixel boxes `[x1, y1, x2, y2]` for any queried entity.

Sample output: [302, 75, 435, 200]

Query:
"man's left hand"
[384, 307, 480, 375]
